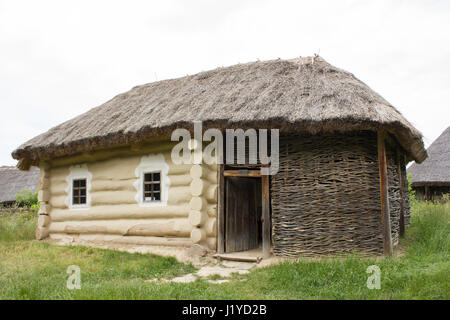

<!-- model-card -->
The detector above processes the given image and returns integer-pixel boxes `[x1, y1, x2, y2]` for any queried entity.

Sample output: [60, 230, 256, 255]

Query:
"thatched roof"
[408, 126, 450, 187]
[12, 56, 427, 169]
[0, 166, 40, 203]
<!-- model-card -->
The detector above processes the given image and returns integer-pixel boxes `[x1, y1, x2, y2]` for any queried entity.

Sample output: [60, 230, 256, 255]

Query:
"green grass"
[0, 203, 448, 299]
[0, 210, 37, 242]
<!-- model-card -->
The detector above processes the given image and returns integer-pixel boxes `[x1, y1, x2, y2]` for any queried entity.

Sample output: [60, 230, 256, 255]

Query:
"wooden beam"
[213, 254, 262, 263]
[396, 150, 405, 238]
[217, 164, 225, 253]
[223, 169, 261, 178]
[261, 174, 271, 259]
[377, 130, 393, 256]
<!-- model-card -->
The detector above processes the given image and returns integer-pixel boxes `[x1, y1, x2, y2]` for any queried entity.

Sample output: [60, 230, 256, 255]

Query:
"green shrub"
[15, 189, 39, 208]
[408, 173, 416, 204]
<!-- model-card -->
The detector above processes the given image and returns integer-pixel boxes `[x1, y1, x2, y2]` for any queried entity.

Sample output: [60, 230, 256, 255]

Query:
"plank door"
[225, 177, 259, 252]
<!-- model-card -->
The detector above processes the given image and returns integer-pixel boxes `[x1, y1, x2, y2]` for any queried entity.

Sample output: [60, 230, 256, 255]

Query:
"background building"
[408, 127, 450, 201]
[0, 166, 40, 206]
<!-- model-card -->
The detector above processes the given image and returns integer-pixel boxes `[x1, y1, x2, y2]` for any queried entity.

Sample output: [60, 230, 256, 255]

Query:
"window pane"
[143, 172, 162, 202]
[73, 179, 87, 205]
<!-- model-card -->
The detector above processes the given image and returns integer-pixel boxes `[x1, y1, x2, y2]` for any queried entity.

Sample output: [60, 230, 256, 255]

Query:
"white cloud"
[1, 0, 449, 165]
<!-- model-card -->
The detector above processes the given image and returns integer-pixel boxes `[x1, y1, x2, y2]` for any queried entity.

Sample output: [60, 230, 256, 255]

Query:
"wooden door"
[225, 177, 259, 252]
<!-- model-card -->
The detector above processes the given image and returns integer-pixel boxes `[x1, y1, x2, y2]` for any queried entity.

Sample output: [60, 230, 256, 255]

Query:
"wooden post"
[396, 150, 405, 238]
[425, 186, 430, 201]
[377, 131, 393, 256]
[217, 164, 225, 253]
[261, 174, 271, 259]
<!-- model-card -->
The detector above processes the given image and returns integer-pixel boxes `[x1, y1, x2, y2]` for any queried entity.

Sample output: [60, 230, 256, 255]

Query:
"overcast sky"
[1, 0, 449, 166]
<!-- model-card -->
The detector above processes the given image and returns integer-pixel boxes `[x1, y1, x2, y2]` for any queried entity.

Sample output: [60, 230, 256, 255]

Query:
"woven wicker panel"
[401, 162, 411, 226]
[271, 131, 385, 256]
[386, 146, 401, 246]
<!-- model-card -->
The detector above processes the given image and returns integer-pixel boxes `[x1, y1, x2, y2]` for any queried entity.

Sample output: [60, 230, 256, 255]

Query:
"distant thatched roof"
[0, 166, 40, 203]
[12, 56, 427, 169]
[408, 127, 450, 187]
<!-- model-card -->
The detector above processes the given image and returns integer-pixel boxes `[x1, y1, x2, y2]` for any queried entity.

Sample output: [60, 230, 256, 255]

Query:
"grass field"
[0, 201, 448, 299]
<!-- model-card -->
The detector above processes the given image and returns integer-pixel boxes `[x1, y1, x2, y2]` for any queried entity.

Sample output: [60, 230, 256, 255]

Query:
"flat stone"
[207, 279, 230, 284]
[196, 266, 249, 278]
[170, 273, 197, 283]
[145, 273, 197, 283]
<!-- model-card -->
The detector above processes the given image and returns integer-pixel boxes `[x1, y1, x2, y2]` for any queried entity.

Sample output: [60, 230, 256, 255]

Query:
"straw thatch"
[0, 166, 40, 204]
[12, 56, 426, 169]
[408, 126, 450, 187]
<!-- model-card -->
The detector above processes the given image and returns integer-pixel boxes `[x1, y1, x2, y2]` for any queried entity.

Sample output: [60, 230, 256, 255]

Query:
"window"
[134, 154, 169, 207]
[66, 164, 91, 210]
[72, 179, 87, 205]
[143, 172, 161, 202]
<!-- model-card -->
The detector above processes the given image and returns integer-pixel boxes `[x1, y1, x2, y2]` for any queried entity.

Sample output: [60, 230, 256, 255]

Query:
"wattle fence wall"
[271, 131, 409, 256]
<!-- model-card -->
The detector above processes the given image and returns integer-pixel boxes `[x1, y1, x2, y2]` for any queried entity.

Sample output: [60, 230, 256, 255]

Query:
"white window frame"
[134, 154, 170, 207]
[65, 164, 92, 210]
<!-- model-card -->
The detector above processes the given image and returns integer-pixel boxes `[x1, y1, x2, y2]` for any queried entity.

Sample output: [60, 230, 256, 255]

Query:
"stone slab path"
[145, 262, 255, 284]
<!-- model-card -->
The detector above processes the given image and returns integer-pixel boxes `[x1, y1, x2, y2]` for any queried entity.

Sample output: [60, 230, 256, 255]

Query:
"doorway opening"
[224, 176, 262, 253]
[217, 168, 271, 257]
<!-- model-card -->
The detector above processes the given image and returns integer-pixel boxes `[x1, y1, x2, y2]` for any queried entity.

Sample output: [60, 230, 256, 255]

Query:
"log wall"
[38, 140, 218, 250]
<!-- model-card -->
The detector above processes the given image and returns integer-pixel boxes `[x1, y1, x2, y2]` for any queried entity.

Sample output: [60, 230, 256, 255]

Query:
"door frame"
[217, 166, 271, 258]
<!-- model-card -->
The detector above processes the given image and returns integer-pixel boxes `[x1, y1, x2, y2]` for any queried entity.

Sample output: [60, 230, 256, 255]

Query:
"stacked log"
[43, 143, 218, 250]
[36, 163, 51, 240]
[188, 154, 218, 250]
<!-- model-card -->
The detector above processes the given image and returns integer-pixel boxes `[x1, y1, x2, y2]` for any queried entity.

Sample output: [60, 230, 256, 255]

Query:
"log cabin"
[12, 56, 427, 257]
